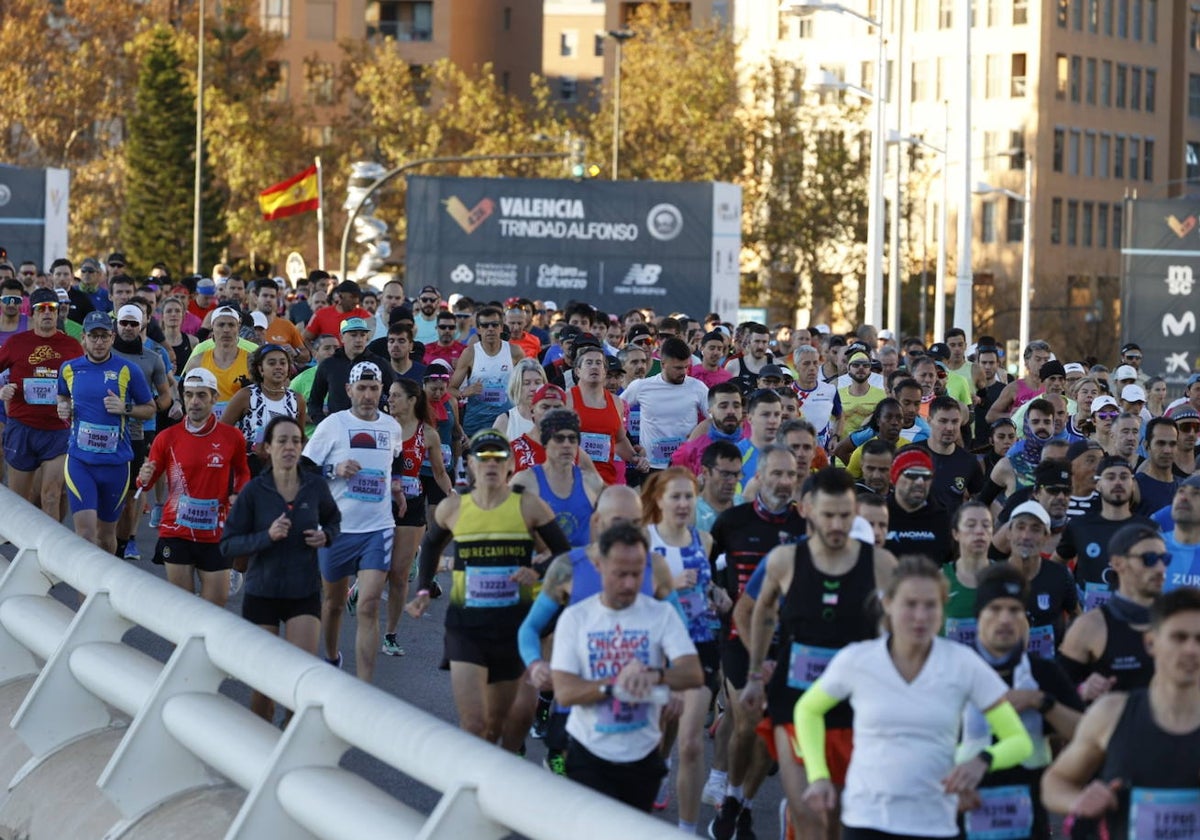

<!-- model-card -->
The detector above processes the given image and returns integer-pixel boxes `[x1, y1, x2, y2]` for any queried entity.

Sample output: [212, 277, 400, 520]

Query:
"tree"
[121, 25, 226, 278]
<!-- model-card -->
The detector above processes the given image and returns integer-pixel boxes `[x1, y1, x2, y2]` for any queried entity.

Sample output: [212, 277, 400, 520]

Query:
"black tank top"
[1096, 604, 1154, 692]
[1094, 689, 1200, 840]
[765, 538, 877, 728]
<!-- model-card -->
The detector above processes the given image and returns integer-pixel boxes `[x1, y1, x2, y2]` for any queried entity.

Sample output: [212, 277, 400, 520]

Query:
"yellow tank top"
[450, 491, 535, 629]
[197, 348, 249, 403]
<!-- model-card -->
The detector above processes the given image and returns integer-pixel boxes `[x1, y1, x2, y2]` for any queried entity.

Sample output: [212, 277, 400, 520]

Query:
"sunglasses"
[419, 297, 439, 304]
[472, 449, 511, 461]
[550, 433, 579, 444]
[1124, 354, 1143, 361]
[454, 313, 472, 319]
[0, 296, 21, 305]
[1178, 422, 1200, 433]
[118, 320, 141, 327]
[709, 467, 742, 481]
[80, 268, 97, 273]
[32, 303, 57, 313]
[1129, 551, 1171, 568]
[477, 321, 501, 329]
[901, 470, 933, 481]
[849, 361, 871, 368]
[1095, 411, 1119, 421]
[436, 324, 456, 330]
[19, 271, 35, 277]
[1039, 485, 1071, 497]
[108, 263, 125, 269]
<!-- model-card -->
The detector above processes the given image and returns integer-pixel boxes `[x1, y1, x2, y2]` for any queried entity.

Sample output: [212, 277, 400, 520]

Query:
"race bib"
[465, 565, 520, 608]
[787, 643, 838, 690]
[677, 583, 708, 625]
[441, 443, 452, 466]
[580, 431, 610, 463]
[1129, 788, 1200, 840]
[176, 494, 219, 531]
[22, 378, 57, 406]
[213, 401, 228, 421]
[346, 468, 387, 502]
[480, 378, 506, 406]
[627, 407, 641, 438]
[400, 475, 422, 497]
[1027, 624, 1055, 660]
[944, 617, 978, 646]
[595, 698, 650, 734]
[1083, 582, 1112, 612]
[77, 421, 119, 454]
[966, 786, 1035, 840]
[649, 436, 684, 466]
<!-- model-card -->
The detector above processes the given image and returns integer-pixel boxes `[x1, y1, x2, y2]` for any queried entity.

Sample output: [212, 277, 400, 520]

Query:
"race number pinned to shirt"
[580, 432, 611, 463]
[787, 643, 838, 691]
[176, 495, 219, 531]
[1128, 788, 1200, 840]
[22, 378, 57, 406]
[346, 468, 387, 502]
[966, 786, 1034, 840]
[77, 421, 119, 454]
[465, 565, 520, 608]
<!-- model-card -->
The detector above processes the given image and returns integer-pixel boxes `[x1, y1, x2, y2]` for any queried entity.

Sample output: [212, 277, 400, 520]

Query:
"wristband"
[977, 749, 995, 771]
[417, 589, 431, 597]
[747, 672, 764, 682]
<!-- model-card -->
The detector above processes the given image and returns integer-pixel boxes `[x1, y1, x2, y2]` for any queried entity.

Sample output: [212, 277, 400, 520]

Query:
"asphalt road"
[54, 513, 784, 839]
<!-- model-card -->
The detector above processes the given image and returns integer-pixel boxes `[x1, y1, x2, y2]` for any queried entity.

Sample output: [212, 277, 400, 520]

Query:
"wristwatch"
[599, 683, 613, 699]
[977, 749, 995, 770]
[323, 463, 336, 479]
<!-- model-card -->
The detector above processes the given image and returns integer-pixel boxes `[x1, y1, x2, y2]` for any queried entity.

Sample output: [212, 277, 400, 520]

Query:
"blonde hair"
[507, 358, 547, 405]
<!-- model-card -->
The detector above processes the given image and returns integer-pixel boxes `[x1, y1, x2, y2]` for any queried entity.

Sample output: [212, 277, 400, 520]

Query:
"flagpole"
[315, 156, 326, 271]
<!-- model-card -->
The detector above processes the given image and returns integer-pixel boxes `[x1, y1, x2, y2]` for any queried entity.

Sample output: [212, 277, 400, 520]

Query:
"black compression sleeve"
[417, 520, 453, 592]
[980, 478, 1004, 505]
[535, 520, 572, 558]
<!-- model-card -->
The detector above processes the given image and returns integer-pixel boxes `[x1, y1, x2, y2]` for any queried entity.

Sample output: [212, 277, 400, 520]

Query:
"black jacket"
[308, 348, 393, 423]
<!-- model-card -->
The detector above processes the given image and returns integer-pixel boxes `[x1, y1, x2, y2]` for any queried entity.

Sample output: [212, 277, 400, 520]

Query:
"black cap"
[1039, 360, 1067, 380]
[626, 324, 653, 342]
[1120, 342, 1142, 354]
[29, 288, 57, 306]
[106, 252, 127, 265]
[389, 305, 414, 325]
[1067, 439, 1102, 461]
[701, 330, 725, 345]
[419, 284, 439, 297]
[469, 428, 510, 455]
[559, 324, 582, 341]
[334, 280, 361, 295]
[1109, 522, 1163, 557]
[606, 356, 625, 374]
[927, 342, 951, 360]
[759, 363, 787, 379]
[1034, 460, 1071, 488]
[974, 567, 1030, 617]
[1096, 454, 1134, 476]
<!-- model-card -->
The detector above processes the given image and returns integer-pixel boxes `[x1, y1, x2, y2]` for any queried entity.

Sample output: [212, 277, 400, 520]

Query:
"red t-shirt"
[305, 306, 372, 343]
[0, 330, 82, 429]
[188, 299, 216, 323]
[424, 341, 466, 368]
[511, 434, 545, 471]
[143, 418, 251, 543]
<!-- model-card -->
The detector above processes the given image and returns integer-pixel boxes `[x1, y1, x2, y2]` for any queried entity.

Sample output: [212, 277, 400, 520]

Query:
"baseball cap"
[1091, 395, 1119, 413]
[251, 311, 269, 329]
[29, 288, 57, 306]
[106, 252, 127, 266]
[212, 305, 241, 324]
[758, 363, 786, 379]
[1067, 439, 1103, 461]
[340, 317, 370, 334]
[1187, 372, 1200, 388]
[419, 285, 440, 297]
[543, 301, 558, 312]
[532, 383, 567, 405]
[1039, 360, 1067, 380]
[1096, 454, 1134, 475]
[348, 361, 382, 383]
[196, 278, 216, 294]
[116, 304, 144, 324]
[1114, 364, 1138, 382]
[606, 356, 625, 375]
[1063, 362, 1086, 376]
[82, 311, 114, 332]
[1034, 460, 1071, 488]
[559, 325, 582, 342]
[79, 257, 102, 272]
[1108, 522, 1163, 557]
[701, 330, 725, 346]
[812, 324, 831, 335]
[1121, 384, 1147, 403]
[927, 342, 951, 361]
[627, 324, 653, 343]
[878, 329, 895, 341]
[1120, 342, 1142, 354]
[334, 280, 362, 296]
[1010, 500, 1051, 528]
[1182, 474, 1200, 490]
[469, 428, 511, 456]
[182, 368, 218, 391]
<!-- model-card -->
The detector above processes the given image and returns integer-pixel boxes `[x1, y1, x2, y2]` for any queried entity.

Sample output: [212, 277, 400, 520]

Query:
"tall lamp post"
[192, 0, 205, 275]
[608, 29, 635, 180]
[973, 153, 1033, 352]
[888, 131, 947, 338]
[952, 0, 974, 340]
[783, 0, 887, 330]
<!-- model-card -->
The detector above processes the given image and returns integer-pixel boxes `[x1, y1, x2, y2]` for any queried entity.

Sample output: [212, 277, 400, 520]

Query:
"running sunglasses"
[472, 448, 511, 460]
[32, 303, 58, 313]
[901, 469, 933, 481]
[1095, 410, 1119, 421]
[1129, 551, 1171, 568]
[550, 433, 580, 444]
[423, 373, 450, 382]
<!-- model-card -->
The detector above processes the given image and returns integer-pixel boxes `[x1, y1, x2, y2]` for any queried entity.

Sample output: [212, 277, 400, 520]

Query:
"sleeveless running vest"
[448, 492, 534, 632]
[569, 545, 653, 606]
[570, 385, 621, 485]
[648, 524, 718, 644]
[532, 464, 592, 547]
[462, 341, 513, 435]
[394, 423, 426, 498]
[766, 539, 876, 728]
[1096, 603, 1154, 691]
[236, 385, 299, 450]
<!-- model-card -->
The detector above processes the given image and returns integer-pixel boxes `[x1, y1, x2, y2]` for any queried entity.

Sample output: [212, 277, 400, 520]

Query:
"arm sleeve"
[518, 593, 561, 666]
[979, 478, 1004, 506]
[1057, 652, 1091, 685]
[793, 684, 841, 782]
[417, 519, 453, 591]
[983, 701, 1035, 771]
[308, 363, 329, 423]
[1057, 522, 1078, 559]
[535, 519, 572, 557]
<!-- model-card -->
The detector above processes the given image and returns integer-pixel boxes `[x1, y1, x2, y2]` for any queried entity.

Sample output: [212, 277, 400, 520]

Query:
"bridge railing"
[0, 486, 680, 839]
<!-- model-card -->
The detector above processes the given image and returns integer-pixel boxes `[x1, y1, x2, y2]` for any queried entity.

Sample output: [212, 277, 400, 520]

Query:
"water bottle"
[613, 684, 672, 705]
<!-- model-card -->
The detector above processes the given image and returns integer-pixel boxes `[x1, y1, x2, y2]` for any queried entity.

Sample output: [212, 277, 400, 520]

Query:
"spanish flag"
[258, 164, 319, 221]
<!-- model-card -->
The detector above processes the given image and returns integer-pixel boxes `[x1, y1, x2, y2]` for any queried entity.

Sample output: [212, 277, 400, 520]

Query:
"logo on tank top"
[1036, 593, 1050, 611]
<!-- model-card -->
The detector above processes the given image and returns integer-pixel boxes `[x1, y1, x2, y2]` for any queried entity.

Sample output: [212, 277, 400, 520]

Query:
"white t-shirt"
[551, 592, 697, 762]
[620, 374, 708, 468]
[795, 380, 842, 445]
[302, 409, 403, 534]
[818, 636, 1008, 837]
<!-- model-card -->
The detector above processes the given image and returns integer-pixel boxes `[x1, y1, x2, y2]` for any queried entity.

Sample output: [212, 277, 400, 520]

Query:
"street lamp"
[783, 0, 886, 331]
[607, 29, 635, 180]
[192, 0, 205, 275]
[952, 0, 974, 342]
[889, 131, 947, 339]
[973, 152, 1033, 353]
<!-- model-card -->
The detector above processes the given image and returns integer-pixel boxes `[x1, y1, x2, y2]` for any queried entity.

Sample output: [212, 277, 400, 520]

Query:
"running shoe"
[429, 578, 442, 599]
[653, 775, 671, 811]
[325, 651, 343, 668]
[702, 775, 727, 807]
[709, 796, 741, 840]
[381, 633, 405, 656]
[734, 806, 756, 840]
[149, 503, 164, 528]
[123, 538, 140, 561]
[228, 570, 244, 596]
[530, 692, 552, 739]
[778, 798, 792, 840]
[346, 580, 358, 615]
[543, 750, 567, 777]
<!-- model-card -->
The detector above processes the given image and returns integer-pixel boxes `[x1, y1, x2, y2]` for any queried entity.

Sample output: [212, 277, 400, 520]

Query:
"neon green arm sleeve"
[983, 701, 1035, 771]
[793, 683, 840, 783]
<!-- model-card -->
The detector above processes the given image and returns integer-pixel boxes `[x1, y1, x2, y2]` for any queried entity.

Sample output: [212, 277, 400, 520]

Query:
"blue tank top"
[568, 546, 654, 605]
[650, 524, 719, 643]
[532, 464, 593, 547]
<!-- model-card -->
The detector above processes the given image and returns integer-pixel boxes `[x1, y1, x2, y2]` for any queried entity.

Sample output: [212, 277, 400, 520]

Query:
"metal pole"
[865, 9, 887, 329]
[1018, 153, 1033, 352]
[934, 101, 949, 339]
[192, 0, 204, 275]
[315, 156, 326, 270]
[612, 38, 622, 180]
[887, 0, 904, 336]
[338, 152, 569, 282]
[952, 0, 973, 340]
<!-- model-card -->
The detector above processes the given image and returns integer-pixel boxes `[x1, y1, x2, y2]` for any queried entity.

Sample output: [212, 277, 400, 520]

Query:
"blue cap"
[82, 311, 114, 333]
[340, 316, 370, 334]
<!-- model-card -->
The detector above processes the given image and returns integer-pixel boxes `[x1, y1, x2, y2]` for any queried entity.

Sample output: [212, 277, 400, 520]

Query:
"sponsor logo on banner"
[450, 263, 518, 288]
[451, 264, 475, 284]
[444, 196, 495, 234]
[537, 264, 588, 290]
[0, 184, 11, 207]
[646, 203, 683, 241]
[1166, 214, 1197, 238]
[615, 264, 667, 297]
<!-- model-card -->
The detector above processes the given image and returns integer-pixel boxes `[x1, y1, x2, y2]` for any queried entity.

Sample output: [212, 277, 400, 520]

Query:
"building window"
[1006, 197, 1023, 242]
[501, 70, 510, 92]
[1085, 58, 1096, 104]
[1051, 198, 1063, 244]
[1099, 134, 1111, 177]
[1070, 56, 1082, 102]
[1189, 74, 1200, 118]
[1010, 53, 1027, 97]
[1189, 141, 1200, 183]
[560, 77, 577, 102]
[1053, 128, 1065, 171]
[987, 0, 1002, 25]
[560, 30, 578, 57]
[1009, 130, 1026, 168]
[262, 0, 289, 34]
[1118, 0, 1128, 35]
[981, 201, 997, 243]
[503, 6, 512, 30]
[304, 59, 335, 106]
[301, 125, 333, 147]
[935, 57, 947, 100]
[1082, 202, 1094, 247]
[1113, 204, 1123, 248]
[594, 33, 604, 56]
[913, 0, 926, 29]
[1088, 0, 1099, 29]
[1101, 61, 1112, 106]
[1057, 0, 1068, 25]
[376, 1, 433, 40]
[1129, 137, 1140, 180]
[986, 54, 1004, 98]
[1114, 136, 1125, 177]
[1069, 129, 1081, 175]
[939, 0, 954, 28]
[983, 131, 1000, 169]
[912, 60, 929, 101]
[1145, 68, 1156, 112]
[1098, 204, 1109, 247]
[1013, 0, 1028, 23]
[1131, 66, 1142, 110]
[1144, 138, 1154, 180]
[1116, 64, 1127, 107]
[1103, 0, 1114, 32]
[1072, 0, 1084, 28]
[1147, 0, 1157, 40]
[1067, 200, 1079, 246]
[1056, 54, 1068, 99]
[798, 17, 814, 37]
[1084, 132, 1096, 176]
[1133, 0, 1143, 38]
[264, 60, 289, 103]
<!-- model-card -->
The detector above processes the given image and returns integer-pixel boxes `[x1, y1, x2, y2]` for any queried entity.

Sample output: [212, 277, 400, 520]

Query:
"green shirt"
[941, 562, 980, 645]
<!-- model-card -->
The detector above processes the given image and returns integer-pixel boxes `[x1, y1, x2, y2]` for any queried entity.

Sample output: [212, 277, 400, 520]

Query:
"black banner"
[0, 165, 69, 270]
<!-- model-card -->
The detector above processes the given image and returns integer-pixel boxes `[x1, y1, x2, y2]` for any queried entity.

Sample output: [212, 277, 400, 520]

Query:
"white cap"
[1011, 500, 1051, 528]
[1063, 362, 1086, 375]
[812, 324, 831, 335]
[212, 305, 241, 324]
[1091, 395, 1119, 413]
[1114, 364, 1138, 381]
[182, 368, 218, 392]
[1121, 384, 1147, 403]
[850, 515, 876, 544]
[447, 293, 463, 308]
[878, 329, 895, 341]
[251, 311, 269, 329]
[543, 300, 558, 312]
[116, 304, 143, 325]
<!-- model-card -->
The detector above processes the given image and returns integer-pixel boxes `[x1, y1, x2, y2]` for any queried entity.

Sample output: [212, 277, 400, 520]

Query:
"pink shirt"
[689, 364, 733, 389]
